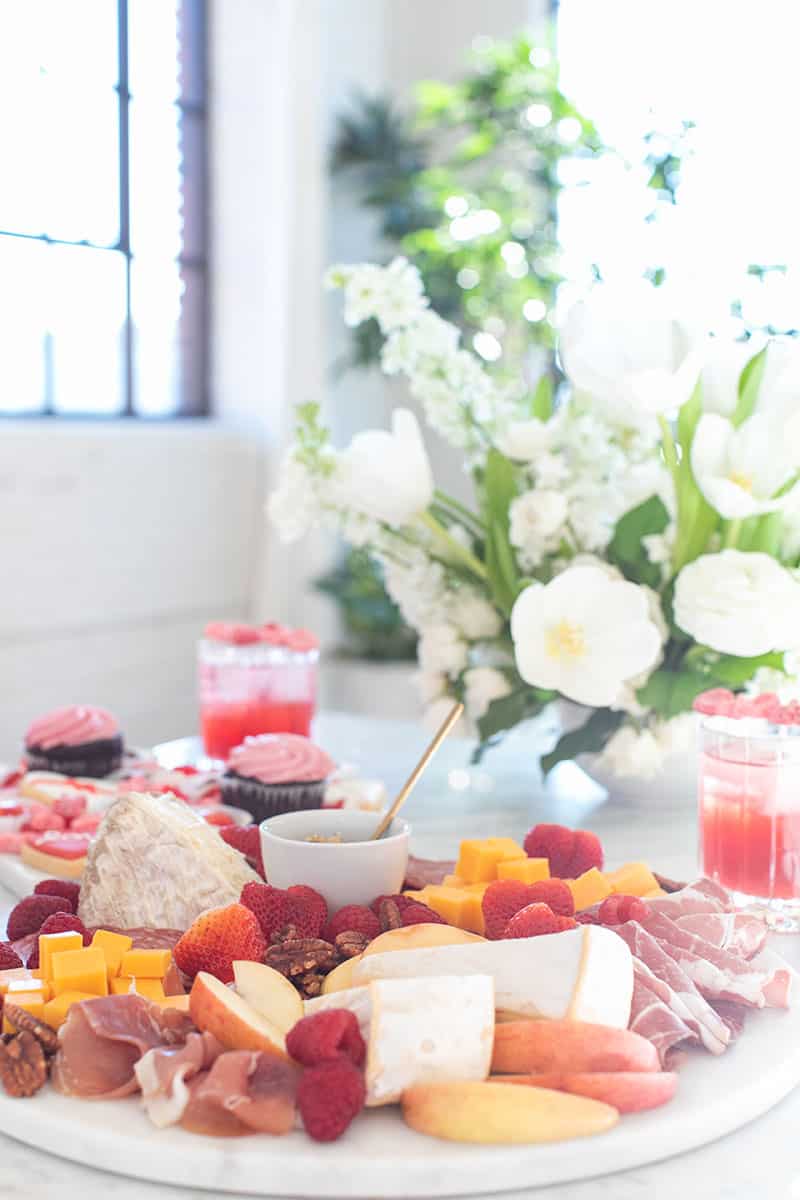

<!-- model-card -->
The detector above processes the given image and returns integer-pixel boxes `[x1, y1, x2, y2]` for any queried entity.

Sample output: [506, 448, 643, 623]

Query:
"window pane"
[49, 245, 126, 415]
[0, 0, 120, 244]
[132, 260, 206, 416]
[0, 238, 47, 414]
[129, 98, 183, 260]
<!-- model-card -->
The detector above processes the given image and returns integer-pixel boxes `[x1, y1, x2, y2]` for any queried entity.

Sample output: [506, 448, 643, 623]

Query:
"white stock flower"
[510, 565, 663, 707]
[559, 284, 702, 415]
[600, 725, 664, 780]
[330, 257, 427, 333]
[463, 667, 512, 720]
[690, 412, 800, 519]
[334, 408, 434, 528]
[509, 489, 568, 567]
[451, 589, 503, 640]
[381, 310, 461, 375]
[267, 456, 319, 544]
[383, 556, 449, 628]
[674, 550, 800, 656]
[418, 624, 469, 678]
[415, 670, 448, 705]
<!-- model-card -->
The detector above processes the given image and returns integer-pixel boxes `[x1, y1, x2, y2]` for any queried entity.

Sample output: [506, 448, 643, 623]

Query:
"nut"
[0, 1030, 48, 1097]
[335, 931, 371, 959]
[653, 872, 687, 894]
[265, 937, 337, 980]
[3, 1004, 59, 1054]
[378, 899, 402, 931]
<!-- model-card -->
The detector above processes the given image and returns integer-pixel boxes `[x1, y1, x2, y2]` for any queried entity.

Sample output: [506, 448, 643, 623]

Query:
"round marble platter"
[1, 951, 798, 1198]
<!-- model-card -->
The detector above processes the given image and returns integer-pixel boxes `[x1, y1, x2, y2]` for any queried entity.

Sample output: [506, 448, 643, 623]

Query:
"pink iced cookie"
[21, 804, 67, 833]
[69, 812, 103, 834]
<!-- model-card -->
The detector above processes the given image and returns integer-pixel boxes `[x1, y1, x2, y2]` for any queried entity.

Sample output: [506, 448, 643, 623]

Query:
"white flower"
[600, 725, 664, 780]
[383, 555, 449, 628]
[418, 624, 468, 678]
[535, 451, 571, 488]
[381, 311, 461, 375]
[463, 667, 512, 721]
[510, 565, 663, 707]
[690, 412, 800, 519]
[328, 257, 427, 333]
[674, 550, 800, 656]
[267, 456, 319, 544]
[559, 284, 702, 415]
[334, 408, 434, 528]
[495, 415, 561, 462]
[700, 340, 762, 416]
[451, 589, 503, 640]
[643, 530, 673, 567]
[509, 489, 568, 567]
[656, 713, 696, 756]
[415, 670, 448, 705]
[758, 338, 800, 427]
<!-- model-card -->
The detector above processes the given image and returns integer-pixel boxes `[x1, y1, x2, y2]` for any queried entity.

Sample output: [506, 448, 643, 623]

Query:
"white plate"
[0, 952, 797, 1197]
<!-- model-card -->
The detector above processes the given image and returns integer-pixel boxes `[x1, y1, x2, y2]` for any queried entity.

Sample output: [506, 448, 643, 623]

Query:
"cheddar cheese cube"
[119, 949, 172, 980]
[6, 977, 50, 1002]
[110, 976, 136, 996]
[91, 930, 133, 979]
[39, 931, 84, 981]
[496, 857, 550, 884]
[568, 867, 613, 912]
[414, 886, 486, 936]
[442, 874, 468, 888]
[117, 977, 166, 1002]
[606, 862, 660, 898]
[2, 990, 46, 1034]
[0, 968, 34, 995]
[42, 990, 96, 1031]
[455, 838, 526, 883]
[51, 946, 108, 997]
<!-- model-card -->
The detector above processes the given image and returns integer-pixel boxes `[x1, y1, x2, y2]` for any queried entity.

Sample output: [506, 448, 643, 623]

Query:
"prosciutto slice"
[628, 966, 694, 1066]
[709, 998, 748, 1040]
[647, 877, 734, 920]
[135, 1031, 224, 1127]
[403, 856, 454, 890]
[675, 912, 767, 960]
[52, 994, 194, 1099]
[180, 1052, 299, 1137]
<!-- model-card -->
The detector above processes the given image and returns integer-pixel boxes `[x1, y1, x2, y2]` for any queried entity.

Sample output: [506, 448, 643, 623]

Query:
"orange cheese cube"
[442, 874, 468, 888]
[39, 931, 84, 981]
[51, 946, 108, 997]
[42, 990, 96, 1031]
[6, 977, 50, 1002]
[455, 838, 526, 883]
[606, 862, 660, 898]
[91, 930, 134, 979]
[119, 949, 172, 980]
[115, 977, 166, 1002]
[456, 892, 485, 936]
[2, 990, 46, 1034]
[158, 993, 191, 1013]
[0, 968, 34, 995]
[642, 887, 667, 899]
[568, 868, 613, 912]
[415, 886, 486, 936]
[496, 857, 550, 884]
[110, 976, 137, 996]
[487, 837, 527, 857]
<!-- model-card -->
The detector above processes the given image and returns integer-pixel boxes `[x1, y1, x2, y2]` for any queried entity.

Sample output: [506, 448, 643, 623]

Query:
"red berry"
[203, 809, 236, 827]
[7, 894, 72, 942]
[692, 688, 736, 716]
[52, 793, 87, 822]
[399, 902, 446, 926]
[33, 879, 80, 911]
[370, 894, 418, 916]
[523, 823, 603, 879]
[287, 886, 328, 938]
[240, 882, 292, 940]
[21, 805, 66, 833]
[26, 913, 90, 968]
[523, 879, 575, 917]
[322, 906, 381, 945]
[598, 894, 649, 926]
[0, 942, 24, 970]
[297, 1056, 366, 1142]
[481, 880, 537, 940]
[220, 825, 265, 877]
[174, 902, 266, 983]
[286, 1010, 365, 1068]
[503, 902, 577, 939]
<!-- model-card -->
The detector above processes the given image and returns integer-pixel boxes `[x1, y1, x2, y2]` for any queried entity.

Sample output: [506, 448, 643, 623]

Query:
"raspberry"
[220, 825, 265, 878]
[203, 809, 236, 827]
[287, 886, 328, 938]
[240, 882, 291, 940]
[174, 902, 266, 983]
[369, 893, 418, 916]
[481, 880, 537, 940]
[322, 905, 381, 945]
[399, 902, 446, 926]
[297, 1056, 366, 1142]
[523, 879, 575, 917]
[69, 812, 103, 834]
[598, 894, 649, 926]
[286, 1010, 366, 1068]
[503, 902, 577, 939]
[52, 793, 87, 822]
[33, 879, 81, 910]
[523, 823, 604, 878]
[692, 687, 736, 716]
[21, 804, 67, 833]
[0, 942, 24, 970]
[27, 913, 90, 968]
[6, 894, 72, 942]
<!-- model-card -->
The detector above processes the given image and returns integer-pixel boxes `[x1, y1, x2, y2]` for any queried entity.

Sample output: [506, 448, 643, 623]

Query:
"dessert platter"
[0, 702, 799, 1197]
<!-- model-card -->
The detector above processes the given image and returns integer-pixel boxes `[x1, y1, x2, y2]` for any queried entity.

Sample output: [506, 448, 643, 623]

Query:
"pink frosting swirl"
[228, 734, 334, 784]
[25, 706, 120, 750]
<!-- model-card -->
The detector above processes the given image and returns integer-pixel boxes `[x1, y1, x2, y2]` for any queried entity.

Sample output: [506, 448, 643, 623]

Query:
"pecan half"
[335, 931, 371, 959]
[3, 1004, 59, 1054]
[653, 872, 687, 894]
[378, 899, 402, 931]
[0, 1031, 48, 1097]
[265, 936, 337, 982]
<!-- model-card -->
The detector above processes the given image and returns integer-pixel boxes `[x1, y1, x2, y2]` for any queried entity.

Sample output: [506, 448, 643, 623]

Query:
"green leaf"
[607, 495, 669, 586]
[732, 346, 767, 427]
[482, 449, 520, 614]
[531, 374, 553, 420]
[475, 687, 554, 748]
[711, 651, 784, 687]
[540, 709, 624, 776]
[636, 651, 786, 719]
[676, 380, 702, 458]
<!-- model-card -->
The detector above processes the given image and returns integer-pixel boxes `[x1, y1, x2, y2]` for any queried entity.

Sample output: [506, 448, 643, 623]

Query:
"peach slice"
[361, 923, 485, 958]
[491, 1019, 659, 1076]
[232, 961, 303, 1034]
[402, 1081, 618, 1144]
[493, 1071, 678, 1113]
[189, 972, 288, 1058]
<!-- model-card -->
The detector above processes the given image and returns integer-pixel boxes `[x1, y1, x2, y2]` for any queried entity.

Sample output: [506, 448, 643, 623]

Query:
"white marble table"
[2, 711, 800, 1200]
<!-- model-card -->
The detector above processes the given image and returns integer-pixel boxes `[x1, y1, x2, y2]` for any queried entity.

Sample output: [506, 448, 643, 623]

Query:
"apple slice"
[492, 1071, 678, 1113]
[321, 957, 363, 995]
[362, 923, 485, 958]
[189, 972, 288, 1058]
[233, 961, 303, 1034]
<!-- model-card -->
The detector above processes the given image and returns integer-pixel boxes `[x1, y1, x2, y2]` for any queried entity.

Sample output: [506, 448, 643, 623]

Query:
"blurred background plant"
[315, 548, 418, 661]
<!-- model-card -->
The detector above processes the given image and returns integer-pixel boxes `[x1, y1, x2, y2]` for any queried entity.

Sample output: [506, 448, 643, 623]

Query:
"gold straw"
[371, 701, 464, 840]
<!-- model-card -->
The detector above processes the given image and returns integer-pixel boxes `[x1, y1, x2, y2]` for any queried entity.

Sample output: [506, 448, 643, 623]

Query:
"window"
[0, 0, 208, 417]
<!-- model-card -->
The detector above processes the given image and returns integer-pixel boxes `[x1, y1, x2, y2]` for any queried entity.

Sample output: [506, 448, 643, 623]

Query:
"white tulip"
[559, 284, 702, 416]
[510, 566, 663, 707]
[495, 415, 561, 462]
[759, 338, 800, 427]
[690, 412, 800, 519]
[334, 408, 434, 528]
[699, 340, 763, 416]
[674, 550, 800, 657]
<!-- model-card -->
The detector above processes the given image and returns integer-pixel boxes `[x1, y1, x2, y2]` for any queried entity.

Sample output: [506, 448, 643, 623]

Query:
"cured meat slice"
[708, 998, 748, 1041]
[52, 994, 194, 1099]
[628, 967, 694, 1066]
[179, 1052, 299, 1137]
[647, 882, 730, 921]
[674, 913, 767, 961]
[403, 855, 455, 890]
[690, 877, 735, 907]
[135, 1031, 224, 1127]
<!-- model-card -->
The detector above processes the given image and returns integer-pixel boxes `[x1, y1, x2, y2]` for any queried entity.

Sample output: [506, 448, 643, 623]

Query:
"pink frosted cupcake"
[222, 734, 335, 822]
[24, 706, 124, 778]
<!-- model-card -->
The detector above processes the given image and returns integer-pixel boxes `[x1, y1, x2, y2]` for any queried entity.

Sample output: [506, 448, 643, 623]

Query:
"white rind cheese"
[353, 926, 633, 1030]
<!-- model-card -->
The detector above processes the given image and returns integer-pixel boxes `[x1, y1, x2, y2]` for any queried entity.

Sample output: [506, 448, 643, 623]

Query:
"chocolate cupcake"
[24, 705, 124, 778]
[222, 734, 335, 823]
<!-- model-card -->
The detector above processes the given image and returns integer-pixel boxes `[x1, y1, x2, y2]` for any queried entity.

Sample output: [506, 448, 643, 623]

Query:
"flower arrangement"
[269, 260, 800, 780]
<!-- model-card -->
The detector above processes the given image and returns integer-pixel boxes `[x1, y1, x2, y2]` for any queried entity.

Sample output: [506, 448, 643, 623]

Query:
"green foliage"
[636, 651, 785, 720]
[315, 549, 418, 661]
[540, 709, 625, 776]
[732, 346, 767, 427]
[475, 684, 556, 758]
[607, 495, 670, 587]
[481, 449, 522, 615]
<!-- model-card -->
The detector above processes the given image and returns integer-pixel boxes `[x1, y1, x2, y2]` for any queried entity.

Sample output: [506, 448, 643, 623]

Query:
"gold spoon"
[371, 701, 464, 840]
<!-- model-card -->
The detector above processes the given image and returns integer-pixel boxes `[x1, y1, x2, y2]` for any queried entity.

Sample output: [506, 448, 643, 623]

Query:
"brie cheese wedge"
[353, 925, 633, 1030]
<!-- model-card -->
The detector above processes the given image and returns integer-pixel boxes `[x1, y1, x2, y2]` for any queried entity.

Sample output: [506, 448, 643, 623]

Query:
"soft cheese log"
[305, 976, 494, 1105]
[78, 792, 260, 930]
[353, 926, 633, 1029]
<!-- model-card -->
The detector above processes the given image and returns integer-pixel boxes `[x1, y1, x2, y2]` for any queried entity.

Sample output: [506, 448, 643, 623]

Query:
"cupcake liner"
[221, 772, 325, 823]
[25, 735, 124, 779]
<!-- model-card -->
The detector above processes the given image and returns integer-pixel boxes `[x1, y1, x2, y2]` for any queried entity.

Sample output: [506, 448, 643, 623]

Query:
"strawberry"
[297, 1056, 366, 1142]
[503, 902, 577, 939]
[203, 809, 236, 827]
[523, 823, 603, 879]
[286, 1010, 366, 1068]
[598, 894, 649, 926]
[52, 793, 87, 822]
[0, 942, 23, 970]
[220, 825, 265, 877]
[27, 913, 90, 968]
[174, 902, 266, 983]
[21, 805, 66, 833]
[399, 902, 446, 927]
[240, 882, 292, 940]
[322, 905, 381, 945]
[287, 885, 328, 938]
[69, 812, 103, 834]
[7, 894, 72, 942]
[33, 879, 81, 910]
[523, 879, 575, 917]
[369, 893, 418, 916]
[481, 880, 537, 940]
